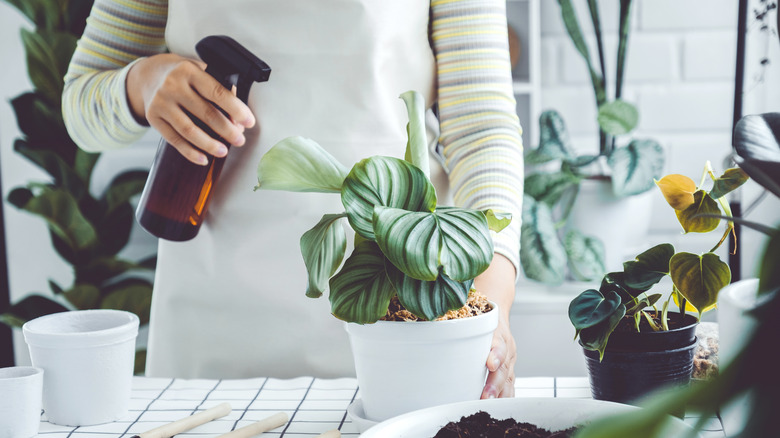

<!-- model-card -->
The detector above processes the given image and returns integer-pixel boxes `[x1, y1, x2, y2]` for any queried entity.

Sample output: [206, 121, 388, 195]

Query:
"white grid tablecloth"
[37, 377, 727, 437]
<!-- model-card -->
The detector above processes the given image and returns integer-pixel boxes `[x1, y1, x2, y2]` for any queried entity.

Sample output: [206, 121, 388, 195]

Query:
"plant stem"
[661, 297, 670, 331]
[610, 0, 633, 156]
[641, 310, 662, 331]
[585, 0, 609, 156]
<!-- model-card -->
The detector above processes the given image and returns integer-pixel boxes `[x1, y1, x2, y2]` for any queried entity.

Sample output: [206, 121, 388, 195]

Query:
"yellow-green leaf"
[669, 252, 730, 317]
[710, 167, 749, 199]
[655, 174, 696, 210]
[674, 190, 721, 233]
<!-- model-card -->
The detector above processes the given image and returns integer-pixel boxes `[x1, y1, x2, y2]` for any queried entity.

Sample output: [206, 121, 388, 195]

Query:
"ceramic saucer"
[346, 398, 378, 433]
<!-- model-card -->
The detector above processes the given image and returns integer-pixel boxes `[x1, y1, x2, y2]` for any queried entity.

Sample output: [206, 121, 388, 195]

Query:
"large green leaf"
[564, 229, 605, 281]
[93, 202, 134, 257]
[733, 113, 780, 198]
[400, 90, 429, 178]
[759, 228, 780, 296]
[74, 148, 100, 188]
[100, 170, 148, 216]
[373, 206, 493, 282]
[622, 243, 675, 291]
[599, 271, 642, 302]
[20, 28, 77, 103]
[675, 190, 721, 233]
[557, 0, 606, 107]
[342, 156, 437, 240]
[524, 171, 580, 205]
[13, 139, 87, 198]
[328, 242, 397, 324]
[0, 295, 69, 328]
[8, 185, 98, 250]
[3, 0, 62, 30]
[597, 100, 638, 136]
[388, 265, 471, 321]
[669, 252, 730, 317]
[520, 196, 567, 284]
[64, 283, 100, 310]
[300, 213, 347, 298]
[608, 139, 665, 197]
[255, 136, 348, 193]
[579, 304, 626, 361]
[75, 257, 150, 286]
[709, 167, 749, 199]
[569, 289, 621, 331]
[526, 110, 576, 163]
[10, 92, 67, 143]
[100, 278, 153, 325]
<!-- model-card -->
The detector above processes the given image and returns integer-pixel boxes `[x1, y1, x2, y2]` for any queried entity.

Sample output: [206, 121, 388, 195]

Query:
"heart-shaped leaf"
[328, 241, 397, 324]
[597, 99, 639, 136]
[623, 243, 675, 291]
[608, 139, 665, 197]
[342, 156, 437, 240]
[524, 172, 580, 206]
[387, 264, 471, 321]
[484, 209, 512, 233]
[0, 295, 69, 328]
[670, 252, 731, 317]
[520, 196, 567, 284]
[373, 206, 493, 282]
[579, 304, 626, 361]
[600, 272, 635, 302]
[710, 167, 749, 199]
[733, 113, 780, 198]
[655, 174, 697, 210]
[300, 214, 347, 298]
[569, 289, 622, 331]
[256, 136, 348, 193]
[675, 190, 721, 233]
[530, 110, 576, 162]
[400, 90, 429, 178]
[564, 229, 606, 281]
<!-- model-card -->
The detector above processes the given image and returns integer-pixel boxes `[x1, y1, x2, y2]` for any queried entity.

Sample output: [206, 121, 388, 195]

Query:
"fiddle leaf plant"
[569, 162, 748, 360]
[255, 90, 510, 323]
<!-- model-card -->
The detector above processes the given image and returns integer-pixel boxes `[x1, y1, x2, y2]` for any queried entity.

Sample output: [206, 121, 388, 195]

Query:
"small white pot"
[566, 180, 654, 273]
[717, 278, 772, 436]
[345, 303, 499, 422]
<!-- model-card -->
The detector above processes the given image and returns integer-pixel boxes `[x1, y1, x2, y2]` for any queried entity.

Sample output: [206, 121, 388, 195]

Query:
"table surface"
[38, 376, 727, 438]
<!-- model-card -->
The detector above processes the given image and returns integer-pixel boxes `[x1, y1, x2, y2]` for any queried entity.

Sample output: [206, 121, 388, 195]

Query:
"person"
[62, 0, 524, 399]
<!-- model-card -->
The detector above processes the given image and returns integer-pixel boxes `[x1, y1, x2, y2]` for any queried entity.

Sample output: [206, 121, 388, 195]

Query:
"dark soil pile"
[433, 411, 578, 438]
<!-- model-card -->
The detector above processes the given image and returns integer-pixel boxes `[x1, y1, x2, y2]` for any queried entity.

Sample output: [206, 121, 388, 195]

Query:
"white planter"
[345, 304, 499, 422]
[566, 180, 654, 273]
[717, 278, 772, 437]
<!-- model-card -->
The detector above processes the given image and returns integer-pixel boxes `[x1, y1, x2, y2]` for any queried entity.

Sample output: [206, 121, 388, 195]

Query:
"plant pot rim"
[582, 337, 698, 357]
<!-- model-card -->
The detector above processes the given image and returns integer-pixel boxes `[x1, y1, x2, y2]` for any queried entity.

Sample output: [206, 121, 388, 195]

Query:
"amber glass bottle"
[136, 36, 271, 241]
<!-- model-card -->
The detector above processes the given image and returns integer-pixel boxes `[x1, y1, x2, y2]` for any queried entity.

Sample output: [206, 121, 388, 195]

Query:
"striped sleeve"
[62, 0, 169, 152]
[430, 0, 524, 277]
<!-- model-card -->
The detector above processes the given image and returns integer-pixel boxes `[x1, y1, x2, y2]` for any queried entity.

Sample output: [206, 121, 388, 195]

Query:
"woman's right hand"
[126, 53, 255, 165]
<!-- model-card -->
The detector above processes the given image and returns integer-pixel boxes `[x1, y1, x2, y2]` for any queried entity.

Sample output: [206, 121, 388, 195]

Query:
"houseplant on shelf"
[568, 161, 748, 405]
[254, 90, 510, 422]
[521, 0, 664, 284]
[0, 0, 154, 373]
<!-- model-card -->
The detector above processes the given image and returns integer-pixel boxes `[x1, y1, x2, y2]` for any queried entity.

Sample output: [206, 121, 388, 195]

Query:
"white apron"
[146, 0, 446, 378]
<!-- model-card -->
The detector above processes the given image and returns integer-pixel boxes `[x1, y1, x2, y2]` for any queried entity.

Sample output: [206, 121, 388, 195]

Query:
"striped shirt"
[62, 0, 524, 274]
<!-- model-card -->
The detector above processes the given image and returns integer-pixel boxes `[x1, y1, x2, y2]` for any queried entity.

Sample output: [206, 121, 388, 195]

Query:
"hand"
[126, 53, 256, 165]
[482, 316, 516, 398]
[473, 254, 517, 399]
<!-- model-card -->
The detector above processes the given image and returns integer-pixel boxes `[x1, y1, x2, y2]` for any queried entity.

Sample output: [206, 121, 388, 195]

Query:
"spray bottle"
[136, 35, 271, 241]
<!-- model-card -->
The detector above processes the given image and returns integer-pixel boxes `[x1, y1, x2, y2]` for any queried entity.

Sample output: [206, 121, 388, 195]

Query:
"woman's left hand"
[482, 316, 516, 398]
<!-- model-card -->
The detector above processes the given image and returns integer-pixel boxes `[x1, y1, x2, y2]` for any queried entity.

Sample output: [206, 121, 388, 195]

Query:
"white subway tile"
[639, 0, 739, 31]
[637, 83, 734, 131]
[683, 31, 738, 80]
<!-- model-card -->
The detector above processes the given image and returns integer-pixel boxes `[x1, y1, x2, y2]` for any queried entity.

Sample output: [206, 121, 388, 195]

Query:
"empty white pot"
[23, 309, 139, 426]
[0, 366, 43, 438]
[346, 303, 499, 422]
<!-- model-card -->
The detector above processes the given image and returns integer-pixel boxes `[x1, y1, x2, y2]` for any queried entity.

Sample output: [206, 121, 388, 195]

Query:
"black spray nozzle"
[196, 35, 271, 103]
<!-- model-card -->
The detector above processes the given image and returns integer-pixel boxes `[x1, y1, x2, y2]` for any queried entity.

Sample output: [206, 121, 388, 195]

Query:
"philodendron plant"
[569, 162, 749, 359]
[255, 91, 511, 324]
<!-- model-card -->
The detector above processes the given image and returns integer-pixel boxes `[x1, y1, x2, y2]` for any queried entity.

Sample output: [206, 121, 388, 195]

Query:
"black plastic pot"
[583, 313, 698, 406]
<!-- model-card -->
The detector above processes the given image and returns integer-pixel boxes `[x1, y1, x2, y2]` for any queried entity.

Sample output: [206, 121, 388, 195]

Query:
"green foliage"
[569, 163, 746, 358]
[1, 0, 154, 351]
[256, 91, 509, 323]
[521, 0, 666, 284]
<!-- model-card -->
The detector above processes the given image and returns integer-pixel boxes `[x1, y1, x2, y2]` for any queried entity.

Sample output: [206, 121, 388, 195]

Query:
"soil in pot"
[433, 411, 578, 438]
[381, 290, 492, 322]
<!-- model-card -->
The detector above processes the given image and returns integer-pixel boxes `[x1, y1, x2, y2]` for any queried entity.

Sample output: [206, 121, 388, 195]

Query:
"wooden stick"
[132, 402, 232, 438]
[315, 429, 341, 438]
[216, 412, 289, 438]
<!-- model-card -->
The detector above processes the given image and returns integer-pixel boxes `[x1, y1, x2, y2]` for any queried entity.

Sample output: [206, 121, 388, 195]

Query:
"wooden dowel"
[133, 402, 232, 438]
[315, 429, 341, 438]
[216, 412, 289, 438]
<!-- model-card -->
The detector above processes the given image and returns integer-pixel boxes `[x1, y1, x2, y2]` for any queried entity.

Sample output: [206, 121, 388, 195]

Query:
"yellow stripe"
[432, 29, 505, 41]
[93, 8, 165, 33]
[439, 95, 514, 109]
[112, 0, 167, 15]
[432, 14, 495, 25]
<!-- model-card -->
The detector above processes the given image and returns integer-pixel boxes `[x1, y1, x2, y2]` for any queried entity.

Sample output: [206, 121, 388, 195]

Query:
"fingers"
[136, 54, 255, 165]
[481, 322, 517, 399]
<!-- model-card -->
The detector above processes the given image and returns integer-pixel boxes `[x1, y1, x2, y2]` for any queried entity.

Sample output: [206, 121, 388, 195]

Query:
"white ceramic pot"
[566, 180, 654, 273]
[345, 303, 499, 422]
[717, 278, 772, 437]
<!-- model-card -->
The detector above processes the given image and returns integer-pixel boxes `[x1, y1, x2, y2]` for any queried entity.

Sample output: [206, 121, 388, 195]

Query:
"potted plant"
[568, 161, 748, 405]
[0, 0, 155, 373]
[254, 90, 511, 422]
[521, 0, 664, 284]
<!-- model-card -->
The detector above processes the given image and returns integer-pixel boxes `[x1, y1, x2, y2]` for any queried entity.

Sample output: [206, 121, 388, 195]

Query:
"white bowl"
[360, 397, 697, 437]
[346, 398, 377, 433]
